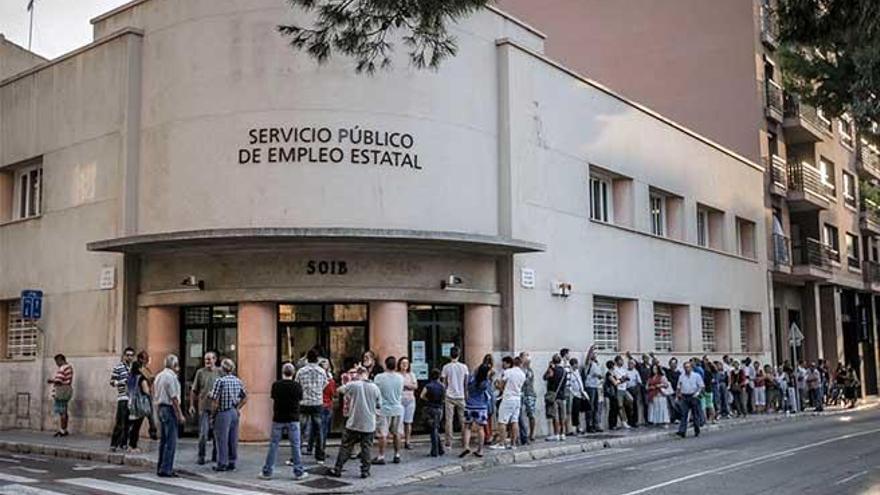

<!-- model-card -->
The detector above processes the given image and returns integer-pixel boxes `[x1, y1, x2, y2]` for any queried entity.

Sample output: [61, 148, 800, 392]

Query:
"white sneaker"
[489, 444, 507, 450]
[294, 472, 309, 481]
[622, 423, 632, 429]
[545, 435, 558, 442]
[560, 434, 566, 441]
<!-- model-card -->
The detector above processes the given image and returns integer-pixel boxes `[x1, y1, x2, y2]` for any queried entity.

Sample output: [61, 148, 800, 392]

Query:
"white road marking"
[11, 455, 48, 462]
[0, 484, 66, 495]
[61, 478, 174, 495]
[124, 473, 275, 494]
[12, 467, 48, 474]
[834, 470, 868, 485]
[616, 426, 880, 495]
[0, 472, 37, 483]
[0, 458, 20, 464]
[515, 448, 632, 468]
[71, 464, 123, 471]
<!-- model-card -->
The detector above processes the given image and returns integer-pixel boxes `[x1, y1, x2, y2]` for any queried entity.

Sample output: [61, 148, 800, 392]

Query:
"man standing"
[582, 347, 603, 433]
[676, 361, 704, 439]
[189, 351, 221, 465]
[328, 367, 381, 479]
[806, 362, 824, 412]
[441, 346, 469, 449]
[625, 359, 642, 427]
[665, 357, 682, 423]
[492, 356, 525, 449]
[109, 347, 135, 452]
[543, 354, 568, 441]
[260, 363, 307, 480]
[518, 352, 537, 445]
[154, 354, 185, 477]
[796, 360, 807, 412]
[210, 359, 248, 471]
[48, 354, 73, 437]
[295, 349, 328, 464]
[612, 356, 632, 429]
[373, 356, 404, 465]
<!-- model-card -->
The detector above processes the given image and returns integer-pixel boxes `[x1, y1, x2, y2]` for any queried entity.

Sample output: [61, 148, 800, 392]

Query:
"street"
[378, 407, 880, 495]
[0, 453, 285, 495]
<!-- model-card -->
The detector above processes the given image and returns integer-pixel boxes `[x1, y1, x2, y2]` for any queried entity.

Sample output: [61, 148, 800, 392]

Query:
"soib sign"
[238, 125, 422, 171]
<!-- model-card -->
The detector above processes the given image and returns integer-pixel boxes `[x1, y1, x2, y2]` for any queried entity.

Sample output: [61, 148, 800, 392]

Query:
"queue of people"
[77, 343, 864, 482]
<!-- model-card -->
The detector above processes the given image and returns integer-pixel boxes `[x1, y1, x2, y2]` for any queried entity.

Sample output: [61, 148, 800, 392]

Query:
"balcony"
[786, 161, 831, 211]
[760, 5, 779, 48]
[860, 199, 880, 235]
[764, 79, 784, 122]
[771, 233, 791, 274]
[864, 260, 880, 292]
[783, 95, 833, 144]
[767, 154, 787, 196]
[857, 141, 880, 180]
[791, 238, 833, 280]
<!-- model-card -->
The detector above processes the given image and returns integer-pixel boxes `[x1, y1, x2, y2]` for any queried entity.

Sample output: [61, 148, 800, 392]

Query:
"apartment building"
[500, 0, 880, 396]
[0, 0, 768, 438]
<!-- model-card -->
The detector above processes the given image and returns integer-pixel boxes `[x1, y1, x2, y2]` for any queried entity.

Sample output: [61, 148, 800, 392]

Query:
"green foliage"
[861, 179, 880, 211]
[775, 0, 880, 132]
[278, 0, 490, 74]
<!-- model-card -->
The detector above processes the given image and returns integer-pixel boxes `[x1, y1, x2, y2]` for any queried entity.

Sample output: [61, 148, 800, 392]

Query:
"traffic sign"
[789, 322, 804, 346]
[20, 290, 43, 320]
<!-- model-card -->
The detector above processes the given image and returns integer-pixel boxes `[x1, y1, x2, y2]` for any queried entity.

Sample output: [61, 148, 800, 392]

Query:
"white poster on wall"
[441, 342, 454, 358]
[411, 341, 426, 363]
[412, 362, 429, 380]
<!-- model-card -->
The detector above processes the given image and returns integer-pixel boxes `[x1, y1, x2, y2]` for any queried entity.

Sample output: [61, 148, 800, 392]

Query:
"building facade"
[0, 0, 768, 439]
[500, 0, 880, 397]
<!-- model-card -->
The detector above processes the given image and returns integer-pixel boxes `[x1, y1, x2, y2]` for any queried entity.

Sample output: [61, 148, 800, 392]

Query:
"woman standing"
[126, 361, 152, 453]
[646, 365, 670, 427]
[48, 354, 74, 437]
[603, 360, 621, 430]
[460, 364, 491, 458]
[482, 354, 497, 445]
[843, 365, 859, 409]
[397, 357, 418, 449]
[754, 366, 767, 414]
[319, 359, 336, 455]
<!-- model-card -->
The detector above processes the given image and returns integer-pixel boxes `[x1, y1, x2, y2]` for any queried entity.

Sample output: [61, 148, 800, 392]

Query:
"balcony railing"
[769, 154, 787, 191]
[858, 141, 880, 176]
[784, 95, 833, 134]
[772, 233, 791, 266]
[787, 161, 826, 197]
[864, 260, 880, 284]
[765, 79, 784, 117]
[792, 238, 834, 271]
[760, 4, 779, 47]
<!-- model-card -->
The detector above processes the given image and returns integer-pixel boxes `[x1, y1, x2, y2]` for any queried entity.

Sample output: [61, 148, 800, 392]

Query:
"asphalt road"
[378, 407, 880, 495]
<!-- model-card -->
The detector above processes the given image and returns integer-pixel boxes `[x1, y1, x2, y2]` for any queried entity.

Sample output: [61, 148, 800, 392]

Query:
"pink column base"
[237, 302, 277, 441]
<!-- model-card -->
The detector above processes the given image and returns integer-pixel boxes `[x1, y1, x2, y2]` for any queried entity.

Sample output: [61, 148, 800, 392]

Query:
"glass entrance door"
[277, 303, 368, 374]
[407, 305, 463, 379]
[181, 305, 238, 435]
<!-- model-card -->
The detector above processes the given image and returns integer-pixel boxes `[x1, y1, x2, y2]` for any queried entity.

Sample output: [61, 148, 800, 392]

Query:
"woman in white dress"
[646, 364, 671, 426]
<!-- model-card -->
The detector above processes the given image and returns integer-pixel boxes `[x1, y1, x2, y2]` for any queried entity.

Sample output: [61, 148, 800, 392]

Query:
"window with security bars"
[593, 297, 619, 352]
[654, 304, 673, 352]
[7, 300, 38, 358]
[740, 314, 749, 353]
[701, 308, 716, 353]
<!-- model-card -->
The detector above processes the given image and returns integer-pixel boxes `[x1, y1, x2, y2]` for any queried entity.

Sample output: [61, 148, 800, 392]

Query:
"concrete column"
[464, 305, 493, 370]
[690, 305, 704, 353]
[637, 299, 654, 352]
[716, 309, 732, 354]
[238, 302, 277, 441]
[145, 306, 179, 374]
[672, 305, 690, 353]
[618, 300, 639, 353]
[368, 301, 408, 362]
[820, 286, 843, 369]
[802, 283, 824, 362]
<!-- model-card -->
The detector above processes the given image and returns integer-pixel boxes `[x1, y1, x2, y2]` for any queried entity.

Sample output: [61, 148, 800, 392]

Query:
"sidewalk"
[1, 401, 876, 494]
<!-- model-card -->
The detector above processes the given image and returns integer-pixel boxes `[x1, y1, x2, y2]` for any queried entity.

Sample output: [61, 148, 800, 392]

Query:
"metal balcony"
[771, 233, 791, 274]
[856, 141, 880, 181]
[791, 238, 833, 280]
[786, 161, 831, 211]
[783, 95, 833, 144]
[760, 4, 779, 48]
[764, 79, 784, 122]
[767, 155, 787, 196]
[864, 260, 880, 292]
[860, 199, 880, 235]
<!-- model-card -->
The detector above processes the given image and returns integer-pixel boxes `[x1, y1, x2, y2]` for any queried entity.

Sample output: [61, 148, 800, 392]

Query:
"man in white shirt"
[796, 360, 807, 412]
[328, 367, 381, 479]
[441, 346, 469, 449]
[582, 347, 604, 433]
[491, 356, 526, 450]
[612, 356, 633, 429]
[676, 361, 705, 438]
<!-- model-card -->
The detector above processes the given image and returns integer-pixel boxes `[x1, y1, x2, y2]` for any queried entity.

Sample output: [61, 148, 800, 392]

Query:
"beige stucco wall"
[0, 35, 46, 81]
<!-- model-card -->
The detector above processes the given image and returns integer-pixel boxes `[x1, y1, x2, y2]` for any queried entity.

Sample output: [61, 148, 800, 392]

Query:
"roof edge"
[90, 0, 151, 25]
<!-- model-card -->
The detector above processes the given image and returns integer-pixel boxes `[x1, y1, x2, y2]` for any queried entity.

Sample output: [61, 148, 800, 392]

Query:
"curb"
[394, 401, 880, 486]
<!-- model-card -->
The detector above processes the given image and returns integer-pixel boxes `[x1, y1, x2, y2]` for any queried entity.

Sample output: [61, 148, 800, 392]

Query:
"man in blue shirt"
[373, 356, 404, 465]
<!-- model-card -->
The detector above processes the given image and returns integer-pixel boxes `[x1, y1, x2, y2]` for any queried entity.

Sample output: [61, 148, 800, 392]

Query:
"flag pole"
[27, 0, 35, 51]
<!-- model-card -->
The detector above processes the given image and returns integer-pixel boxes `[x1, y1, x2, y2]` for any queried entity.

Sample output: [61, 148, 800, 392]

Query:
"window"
[846, 233, 860, 269]
[736, 218, 757, 259]
[650, 193, 665, 236]
[767, 130, 779, 158]
[696, 208, 709, 247]
[839, 116, 855, 148]
[823, 223, 840, 261]
[842, 171, 856, 208]
[6, 300, 38, 359]
[740, 315, 749, 353]
[818, 158, 835, 196]
[701, 308, 716, 353]
[593, 297, 619, 352]
[11, 163, 42, 220]
[653, 303, 673, 352]
[589, 175, 612, 223]
[870, 236, 880, 262]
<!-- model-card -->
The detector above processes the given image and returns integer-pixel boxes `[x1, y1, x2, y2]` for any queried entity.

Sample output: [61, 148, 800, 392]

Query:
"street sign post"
[789, 322, 804, 412]
[20, 290, 43, 320]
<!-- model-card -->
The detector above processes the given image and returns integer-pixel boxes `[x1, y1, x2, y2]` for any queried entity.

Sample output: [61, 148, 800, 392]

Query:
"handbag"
[54, 384, 73, 402]
[129, 384, 152, 419]
[544, 368, 566, 404]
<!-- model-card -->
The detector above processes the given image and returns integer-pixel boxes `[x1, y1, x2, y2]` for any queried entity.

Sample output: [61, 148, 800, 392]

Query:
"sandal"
[458, 449, 471, 458]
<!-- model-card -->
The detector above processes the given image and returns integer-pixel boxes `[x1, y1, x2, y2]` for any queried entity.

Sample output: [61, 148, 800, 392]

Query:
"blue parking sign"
[20, 290, 43, 320]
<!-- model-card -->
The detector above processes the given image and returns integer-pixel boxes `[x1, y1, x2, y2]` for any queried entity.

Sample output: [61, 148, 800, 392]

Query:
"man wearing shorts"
[491, 356, 526, 450]
[518, 352, 537, 444]
[441, 347, 469, 449]
[373, 356, 404, 465]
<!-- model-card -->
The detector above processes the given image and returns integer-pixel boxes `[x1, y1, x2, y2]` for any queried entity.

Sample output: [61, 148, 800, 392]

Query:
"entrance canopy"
[87, 227, 545, 255]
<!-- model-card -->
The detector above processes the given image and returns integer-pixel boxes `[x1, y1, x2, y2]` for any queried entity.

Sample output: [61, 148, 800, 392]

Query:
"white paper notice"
[411, 341, 426, 362]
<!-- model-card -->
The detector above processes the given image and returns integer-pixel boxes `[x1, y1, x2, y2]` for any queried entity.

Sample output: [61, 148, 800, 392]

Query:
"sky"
[0, 0, 130, 58]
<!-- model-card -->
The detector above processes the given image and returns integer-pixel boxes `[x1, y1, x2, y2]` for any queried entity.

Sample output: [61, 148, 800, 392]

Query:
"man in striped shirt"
[47, 354, 73, 437]
[210, 359, 248, 471]
[109, 347, 135, 451]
